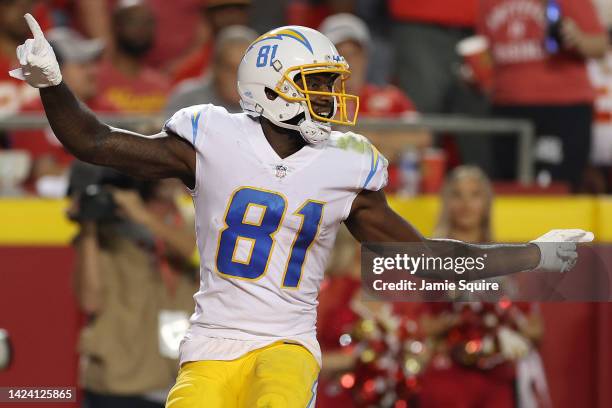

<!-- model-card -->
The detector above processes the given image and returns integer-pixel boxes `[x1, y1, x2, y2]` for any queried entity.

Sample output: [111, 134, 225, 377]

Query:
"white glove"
[8, 13, 62, 88]
[530, 229, 594, 272]
[497, 326, 530, 360]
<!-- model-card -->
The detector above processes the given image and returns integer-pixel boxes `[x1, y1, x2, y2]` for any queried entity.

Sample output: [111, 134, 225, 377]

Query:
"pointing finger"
[566, 230, 594, 243]
[24, 13, 44, 41]
[560, 229, 593, 242]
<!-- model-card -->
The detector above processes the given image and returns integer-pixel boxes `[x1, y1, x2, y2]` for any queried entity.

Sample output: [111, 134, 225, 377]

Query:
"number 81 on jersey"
[216, 187, 324, 289]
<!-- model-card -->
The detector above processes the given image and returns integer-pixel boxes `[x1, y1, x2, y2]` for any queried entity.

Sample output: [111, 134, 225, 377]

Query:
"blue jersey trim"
[363, 145, 380, 188]
[191, 111, 202, 145]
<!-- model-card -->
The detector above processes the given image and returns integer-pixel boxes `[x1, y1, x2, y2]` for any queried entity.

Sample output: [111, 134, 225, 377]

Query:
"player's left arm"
[344, 189, 593, 279]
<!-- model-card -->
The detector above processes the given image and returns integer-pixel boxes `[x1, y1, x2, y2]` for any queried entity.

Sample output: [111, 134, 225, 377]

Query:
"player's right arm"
[39, 83, 196, 187]
[9, 14, 196, 188]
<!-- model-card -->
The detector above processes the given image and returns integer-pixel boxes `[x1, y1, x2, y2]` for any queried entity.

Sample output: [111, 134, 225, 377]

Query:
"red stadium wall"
[1, 195, 612, 407]
[1, 245, 611, 407]
[540, 303, 612, 408]
[0, 247, 81, 407]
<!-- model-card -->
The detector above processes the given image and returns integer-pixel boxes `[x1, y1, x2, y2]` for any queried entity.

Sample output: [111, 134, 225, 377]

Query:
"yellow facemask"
[273, 62, 360, 126]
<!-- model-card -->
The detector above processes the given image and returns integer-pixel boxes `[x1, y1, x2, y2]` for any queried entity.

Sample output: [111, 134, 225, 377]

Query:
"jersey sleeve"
[163, 104, 213, 196]
[163, 104, 212, 148]
[361, 141, 389, 192]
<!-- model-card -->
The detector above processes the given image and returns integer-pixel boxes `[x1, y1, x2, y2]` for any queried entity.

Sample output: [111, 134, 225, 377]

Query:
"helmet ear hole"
[264, 87, 279, 101]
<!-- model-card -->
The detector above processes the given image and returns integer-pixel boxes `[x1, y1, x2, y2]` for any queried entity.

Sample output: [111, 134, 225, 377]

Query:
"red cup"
[420, 148, 446, 193]
[456, 36, 494, 92]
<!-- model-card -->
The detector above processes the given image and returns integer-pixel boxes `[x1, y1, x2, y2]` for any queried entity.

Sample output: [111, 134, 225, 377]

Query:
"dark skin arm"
[345, 189, 541, 280]
[39, 82, 196, 188]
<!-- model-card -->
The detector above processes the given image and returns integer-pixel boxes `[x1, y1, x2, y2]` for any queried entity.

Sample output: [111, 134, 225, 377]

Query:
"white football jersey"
[164, 104, 387, 366]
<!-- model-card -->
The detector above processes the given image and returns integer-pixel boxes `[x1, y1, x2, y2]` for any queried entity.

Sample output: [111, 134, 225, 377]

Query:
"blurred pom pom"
[360, 348, 376, 363]
[403, 357, 421, 375]
[407, 340, 423, 354]
[340, 372, 356, 389]
[339, 333, 352, 347]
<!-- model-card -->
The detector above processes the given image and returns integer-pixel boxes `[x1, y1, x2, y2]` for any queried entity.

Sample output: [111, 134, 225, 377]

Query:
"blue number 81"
[216, 187, 324, 288]
[256, 45, 278, 68]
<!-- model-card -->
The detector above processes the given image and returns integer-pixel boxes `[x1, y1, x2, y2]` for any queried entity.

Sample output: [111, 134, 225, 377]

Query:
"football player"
[11, 14, 592, 408]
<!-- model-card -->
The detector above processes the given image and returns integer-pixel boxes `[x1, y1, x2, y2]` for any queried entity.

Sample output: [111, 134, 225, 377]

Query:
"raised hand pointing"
[531, 229, 594, 273]
[9, 13, 62, 88]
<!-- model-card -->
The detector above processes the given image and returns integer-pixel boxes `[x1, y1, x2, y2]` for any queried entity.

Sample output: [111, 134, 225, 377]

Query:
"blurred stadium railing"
[356, 115, 535, 184]
[1, 113, 536, 184]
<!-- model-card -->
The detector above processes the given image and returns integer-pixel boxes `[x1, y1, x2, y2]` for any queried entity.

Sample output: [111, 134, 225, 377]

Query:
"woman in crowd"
[478, 0, 607, 190]
[419, 166, 549, 408]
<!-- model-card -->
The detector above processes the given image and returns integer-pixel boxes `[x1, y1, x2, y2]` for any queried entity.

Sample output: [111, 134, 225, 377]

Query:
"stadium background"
[0, 0, 611, 407]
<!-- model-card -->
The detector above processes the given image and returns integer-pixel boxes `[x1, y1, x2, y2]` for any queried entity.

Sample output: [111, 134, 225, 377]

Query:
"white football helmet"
[237, 26, 359, 144]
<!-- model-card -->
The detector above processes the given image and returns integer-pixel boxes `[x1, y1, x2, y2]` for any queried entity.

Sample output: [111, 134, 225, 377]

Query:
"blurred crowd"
[1, 0, 612, 196]
[0, 1, 607, 407]
[317, 166, 547, 408]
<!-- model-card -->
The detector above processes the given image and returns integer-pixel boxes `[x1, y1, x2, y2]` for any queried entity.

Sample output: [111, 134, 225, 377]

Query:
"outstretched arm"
[345, 189, 590, 279]
[10, 14, 196, 187]
[39, 83, 196, 186]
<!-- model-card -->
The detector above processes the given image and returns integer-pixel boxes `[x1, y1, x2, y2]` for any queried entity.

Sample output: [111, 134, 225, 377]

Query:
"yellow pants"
[166, 342, 320, 408]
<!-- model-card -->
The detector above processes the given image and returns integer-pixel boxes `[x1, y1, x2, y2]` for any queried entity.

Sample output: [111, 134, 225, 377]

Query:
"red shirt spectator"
[97, 59, 171, 113]
[389, 0, 478, 28]
[170, 0, 250, 83]
[172, 43, 213, 84]
[319, 14, 417, 118]
[287, 1, 332, 29]
[478, 0, 605, 105]
[0, 58, 38, 117]
[98, 2, 172, 113]
[359, 84, 416, 117]
[146, 0, 208, 71]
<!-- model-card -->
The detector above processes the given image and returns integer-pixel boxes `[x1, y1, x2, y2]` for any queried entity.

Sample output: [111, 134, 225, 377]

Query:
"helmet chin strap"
[261, 103, 333, 145]
[298, 120, 332, 144]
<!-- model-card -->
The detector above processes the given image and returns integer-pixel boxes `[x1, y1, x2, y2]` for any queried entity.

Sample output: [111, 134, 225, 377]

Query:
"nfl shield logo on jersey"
[275, 164, 287, 179]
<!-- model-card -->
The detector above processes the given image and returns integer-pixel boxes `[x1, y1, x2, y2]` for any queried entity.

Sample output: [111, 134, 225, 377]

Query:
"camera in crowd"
[68, 161, 155, 223]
